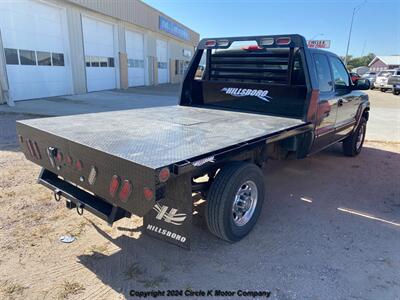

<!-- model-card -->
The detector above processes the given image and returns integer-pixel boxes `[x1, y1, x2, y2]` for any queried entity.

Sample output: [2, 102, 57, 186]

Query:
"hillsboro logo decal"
[221, 87, 272, 102]
[153, 204, 187, 225]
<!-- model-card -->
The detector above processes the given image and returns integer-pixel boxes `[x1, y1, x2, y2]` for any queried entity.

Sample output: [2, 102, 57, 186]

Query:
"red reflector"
[65, 155, 73, 166]
[205, 40, 216, 47]
[119, 180, 132, 202]
[158, 167, 170, 183]
[276, 37, 291, 45]
[56, 151, 63, 162]
[143, 187, 154, 201]
[109, 175, 120, 197]
[76, 160, 83, 170]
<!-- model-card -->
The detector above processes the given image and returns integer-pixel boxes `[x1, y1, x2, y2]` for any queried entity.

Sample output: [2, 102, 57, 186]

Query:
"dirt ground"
[0, 107, 399, 299]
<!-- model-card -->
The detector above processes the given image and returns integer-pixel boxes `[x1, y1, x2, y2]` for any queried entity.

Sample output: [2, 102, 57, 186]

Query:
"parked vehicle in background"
[16, 34, 370, 249]
[361, 72, 377, 89]
[349, 72, 361, 83]
[388, 70, 400, 95]
[375, 69, 398, 92]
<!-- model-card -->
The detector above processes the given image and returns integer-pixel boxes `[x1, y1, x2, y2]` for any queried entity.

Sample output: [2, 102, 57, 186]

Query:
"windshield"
[378, 70, 395, 77]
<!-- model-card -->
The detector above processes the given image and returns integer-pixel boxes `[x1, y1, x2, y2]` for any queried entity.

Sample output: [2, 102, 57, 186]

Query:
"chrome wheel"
[232, 180, 258, 226]
[356, 123, 365, 150]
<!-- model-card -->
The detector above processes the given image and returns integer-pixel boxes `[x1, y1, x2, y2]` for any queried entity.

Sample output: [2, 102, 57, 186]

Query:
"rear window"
[208, 42, 305, 86]
[378, 70, 395, 77]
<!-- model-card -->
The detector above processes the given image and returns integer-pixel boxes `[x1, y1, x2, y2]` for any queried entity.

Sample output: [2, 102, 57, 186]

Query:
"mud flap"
[143, 174, 192, 249]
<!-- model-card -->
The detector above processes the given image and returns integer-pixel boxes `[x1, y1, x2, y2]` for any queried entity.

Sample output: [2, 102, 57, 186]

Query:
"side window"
[291, 51, 306, 85]
[313, 54, 333, 92]
[329, 57, 350, 88]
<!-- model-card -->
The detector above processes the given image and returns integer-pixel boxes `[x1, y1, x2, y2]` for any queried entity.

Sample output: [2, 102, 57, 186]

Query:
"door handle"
[338, 99, 344, 107]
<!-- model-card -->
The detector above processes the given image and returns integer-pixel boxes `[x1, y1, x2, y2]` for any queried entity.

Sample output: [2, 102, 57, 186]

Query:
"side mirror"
[354, 78, 370, 90]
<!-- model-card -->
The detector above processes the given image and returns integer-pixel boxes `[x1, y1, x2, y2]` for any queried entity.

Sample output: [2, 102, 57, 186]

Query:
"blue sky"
[143, 0, 400, 57]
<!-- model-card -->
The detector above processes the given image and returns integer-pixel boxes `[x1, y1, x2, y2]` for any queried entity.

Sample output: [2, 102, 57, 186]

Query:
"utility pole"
[344, 1, 366, 67]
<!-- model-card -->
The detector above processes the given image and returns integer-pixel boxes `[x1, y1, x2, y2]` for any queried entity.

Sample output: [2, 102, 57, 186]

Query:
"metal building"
[0, 0, 199, 105]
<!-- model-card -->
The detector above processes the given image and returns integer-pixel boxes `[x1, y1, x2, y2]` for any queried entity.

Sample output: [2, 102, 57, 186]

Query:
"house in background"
[368, 56, 400, 72]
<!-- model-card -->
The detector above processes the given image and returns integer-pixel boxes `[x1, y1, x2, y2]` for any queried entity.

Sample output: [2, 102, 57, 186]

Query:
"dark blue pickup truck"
[17, 34, 370, 249]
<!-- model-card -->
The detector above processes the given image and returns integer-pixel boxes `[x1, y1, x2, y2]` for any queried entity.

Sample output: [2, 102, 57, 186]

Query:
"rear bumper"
[39, 168, 194, 249]
[39, 168, 131, 224]
[376, 83, 392, 89]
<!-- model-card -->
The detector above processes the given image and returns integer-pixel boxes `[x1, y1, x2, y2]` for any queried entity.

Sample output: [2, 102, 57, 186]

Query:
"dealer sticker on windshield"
[221, 87, 272, 102]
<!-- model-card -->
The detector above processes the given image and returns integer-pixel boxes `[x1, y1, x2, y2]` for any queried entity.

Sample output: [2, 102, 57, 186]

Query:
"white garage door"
[156, 39, 168, 84]
[82, 16, 116, 92]
[126, 30, 145, 87]
[0, 0, 72, 101]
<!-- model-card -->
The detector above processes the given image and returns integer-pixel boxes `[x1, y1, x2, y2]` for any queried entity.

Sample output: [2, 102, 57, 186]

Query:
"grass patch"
[66, 220, 88, 238]
[84, 243, 110, 259]
[58, 281, 85, 299]
[0, 280, 26, 299]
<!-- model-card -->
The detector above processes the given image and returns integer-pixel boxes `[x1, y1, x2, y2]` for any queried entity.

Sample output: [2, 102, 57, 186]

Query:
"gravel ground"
[0, 91, 399, 300]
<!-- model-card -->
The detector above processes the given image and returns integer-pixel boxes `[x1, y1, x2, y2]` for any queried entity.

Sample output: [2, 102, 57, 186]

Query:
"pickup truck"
[375, 69, 399, 92]
[387, 70, 400, 95]
[16, 35, 370, 249]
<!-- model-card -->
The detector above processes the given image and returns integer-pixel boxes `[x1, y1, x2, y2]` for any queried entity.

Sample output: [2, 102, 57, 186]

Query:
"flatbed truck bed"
[18, 105, 307, 170]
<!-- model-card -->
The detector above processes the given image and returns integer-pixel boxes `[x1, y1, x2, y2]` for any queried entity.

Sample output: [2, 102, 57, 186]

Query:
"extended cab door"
[311, 53, 338, 151]
[328, 56, 360, 140]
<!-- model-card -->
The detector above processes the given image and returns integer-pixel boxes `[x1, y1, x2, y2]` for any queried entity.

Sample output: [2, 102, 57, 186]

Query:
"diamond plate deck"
[17, 106, 305, 169]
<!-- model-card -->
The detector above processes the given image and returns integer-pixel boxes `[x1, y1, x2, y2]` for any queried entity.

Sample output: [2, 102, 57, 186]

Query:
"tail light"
[65, 155, 73, 166]
[259, 38, 274, 46]
[217, 40, 229, 47]
[109, 175, 120, 197]
[56, 151, 63, 163]
[205, 40, 216, 47]
[143, 187, 154, 201]
[119, 180, 132, 202]
[76, 160, 83, 171]
[158, 167, 170, 183]
[276, 37, 291, 45]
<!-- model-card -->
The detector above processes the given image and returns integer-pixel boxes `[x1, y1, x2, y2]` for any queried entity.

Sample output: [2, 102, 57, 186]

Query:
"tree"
[340, 53, 375, 70]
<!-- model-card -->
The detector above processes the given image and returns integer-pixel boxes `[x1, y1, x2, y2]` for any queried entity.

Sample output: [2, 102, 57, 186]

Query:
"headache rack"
[193, 34, 308, 86]
[209, 50, 292, 84]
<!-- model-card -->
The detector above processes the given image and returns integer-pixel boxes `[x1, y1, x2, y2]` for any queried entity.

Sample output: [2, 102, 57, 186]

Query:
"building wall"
[0, 0, 199, 103]
[369, 59, 388, 72]
[65, 6, 86, 94]
[0, 30, 9, 104]
[63, 0, 198, 88]
[65, 0, 199, 46]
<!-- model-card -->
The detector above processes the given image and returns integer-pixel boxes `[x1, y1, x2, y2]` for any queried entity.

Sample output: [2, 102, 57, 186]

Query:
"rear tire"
[393, 89, 400, 95]
[205, 162, 265, 242]
[343, 117, 367, 157]
[380, 88, 387, 92]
